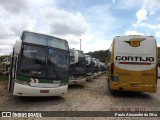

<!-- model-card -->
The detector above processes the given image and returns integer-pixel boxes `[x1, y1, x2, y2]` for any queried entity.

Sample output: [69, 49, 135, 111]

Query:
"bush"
[0, 74, 8, 82]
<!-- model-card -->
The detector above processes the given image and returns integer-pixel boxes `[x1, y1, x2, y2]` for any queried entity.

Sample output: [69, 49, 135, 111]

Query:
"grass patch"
[0, 74, 8, 82]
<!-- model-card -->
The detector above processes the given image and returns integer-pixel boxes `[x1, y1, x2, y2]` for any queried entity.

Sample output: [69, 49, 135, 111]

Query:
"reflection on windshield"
[18, 45, 68, 79]
[47, 49, 68, 79]
[18, 45, 46, 78]
[70, 50, 74, 63]
[78, 51, 84, 57]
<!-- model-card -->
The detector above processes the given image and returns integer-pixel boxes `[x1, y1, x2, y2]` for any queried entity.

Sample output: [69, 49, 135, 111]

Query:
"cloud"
[155, 31, 160, 38]
[39, 7, 89, 37]
[133, 22, 160, 30]
[136, 9, 147, 24]
[133, 0, 160, 28]
[37, 7, 90, 51]
[0, 4, 36, 55]
[125, 30, 144, 35]
[112, 0, 142, 9]
[83, 39, 112, 53]
[0, 45, 13, 55]
[0, 0, 90, 55]
[0, 9, 36, 41]
[0, 18, 14, 38]
[0, 37, 16, 55]
[142, 0, 160, 15]
[0, 0, 28, 14]
[112, 0, 116, 4]
[8, 14, 36, 36]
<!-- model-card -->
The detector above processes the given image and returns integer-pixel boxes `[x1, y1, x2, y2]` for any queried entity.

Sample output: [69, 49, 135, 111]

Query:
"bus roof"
[114, 35, 155, 41]
[22, 31, 67, 42]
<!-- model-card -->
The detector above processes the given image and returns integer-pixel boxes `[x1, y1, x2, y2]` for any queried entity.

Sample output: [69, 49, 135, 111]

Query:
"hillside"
[85, 50, 109, 63]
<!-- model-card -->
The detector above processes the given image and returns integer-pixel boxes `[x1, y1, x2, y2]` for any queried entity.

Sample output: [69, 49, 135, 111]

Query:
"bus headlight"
[15, 80, 29, 85]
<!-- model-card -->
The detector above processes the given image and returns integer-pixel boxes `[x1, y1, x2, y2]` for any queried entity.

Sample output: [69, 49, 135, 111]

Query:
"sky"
[0, 0, 160, 55]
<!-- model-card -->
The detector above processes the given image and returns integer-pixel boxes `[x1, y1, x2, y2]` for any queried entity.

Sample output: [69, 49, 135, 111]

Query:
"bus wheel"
[107, 78, 116, 95]
[106, 77, 112, 95]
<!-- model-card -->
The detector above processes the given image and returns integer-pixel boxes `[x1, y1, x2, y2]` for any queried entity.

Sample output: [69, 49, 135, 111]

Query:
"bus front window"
[77, 51, 85, 67]
[69, 50, 74, 64]
[47, 49, 68, 79]
[18, 45, 46, 77]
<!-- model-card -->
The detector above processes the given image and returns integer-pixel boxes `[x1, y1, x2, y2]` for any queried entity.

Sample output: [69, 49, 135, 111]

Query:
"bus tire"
[107, 77, 116, 95]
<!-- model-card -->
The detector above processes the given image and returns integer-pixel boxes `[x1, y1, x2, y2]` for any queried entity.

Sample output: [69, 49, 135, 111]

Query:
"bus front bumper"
[93, 73, 98, 78]
[13, 82, 68, 96]
[69, 77, 86, 85]
[109, 82, 157, 93]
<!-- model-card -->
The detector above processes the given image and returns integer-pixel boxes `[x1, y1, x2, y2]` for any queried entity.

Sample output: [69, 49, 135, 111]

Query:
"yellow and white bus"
[107, 35, 157, 93]
[157, 47, 160, 77]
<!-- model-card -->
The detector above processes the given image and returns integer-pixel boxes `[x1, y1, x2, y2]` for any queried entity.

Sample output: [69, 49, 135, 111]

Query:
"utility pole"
[80, 39, 81, 50]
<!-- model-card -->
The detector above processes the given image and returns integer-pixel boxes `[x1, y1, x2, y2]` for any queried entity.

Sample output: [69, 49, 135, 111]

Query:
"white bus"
[92, 58, 98, 77]
[85, 55, 94, 81]
[8, 31, 70, 96]
[69, 49, 86, 85]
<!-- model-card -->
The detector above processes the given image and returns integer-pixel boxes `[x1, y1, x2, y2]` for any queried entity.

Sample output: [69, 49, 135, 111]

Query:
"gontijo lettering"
[115, 56, 154, 62]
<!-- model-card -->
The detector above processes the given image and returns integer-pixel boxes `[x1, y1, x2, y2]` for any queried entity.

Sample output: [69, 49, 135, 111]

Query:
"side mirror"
[14, 40, 22, 55]
[74, 50, 78, 63]
[92, 61, 97, 66]
[87, 57, 91, 65]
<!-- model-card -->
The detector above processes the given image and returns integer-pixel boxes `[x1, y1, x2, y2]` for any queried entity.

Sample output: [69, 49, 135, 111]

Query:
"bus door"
[8, 49, 17, 91]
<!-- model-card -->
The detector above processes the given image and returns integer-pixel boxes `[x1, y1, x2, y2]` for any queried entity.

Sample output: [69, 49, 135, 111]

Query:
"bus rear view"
[108, 35, 157, 93]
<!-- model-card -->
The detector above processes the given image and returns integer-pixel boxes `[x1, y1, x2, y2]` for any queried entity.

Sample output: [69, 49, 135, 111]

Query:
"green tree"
[85, 50, 109, 63]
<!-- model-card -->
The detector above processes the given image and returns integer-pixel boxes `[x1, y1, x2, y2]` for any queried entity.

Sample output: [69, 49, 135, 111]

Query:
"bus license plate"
[130, 84, 138, 87]
[73, 81, 77, 83]
[40, 90, 49, 93]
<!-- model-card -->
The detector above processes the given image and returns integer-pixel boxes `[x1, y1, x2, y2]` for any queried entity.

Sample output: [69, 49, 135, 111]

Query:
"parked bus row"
[69, 49, 106, 85]
[9, 31, 157, 96]
[8, 31, 106, 97]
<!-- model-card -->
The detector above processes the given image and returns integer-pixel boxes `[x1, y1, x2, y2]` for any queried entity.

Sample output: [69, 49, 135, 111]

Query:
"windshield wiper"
[49, 60, 59, 79]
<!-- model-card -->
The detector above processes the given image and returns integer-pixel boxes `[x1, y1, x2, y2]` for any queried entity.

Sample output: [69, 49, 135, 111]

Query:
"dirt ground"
[0, 74, 160, 120]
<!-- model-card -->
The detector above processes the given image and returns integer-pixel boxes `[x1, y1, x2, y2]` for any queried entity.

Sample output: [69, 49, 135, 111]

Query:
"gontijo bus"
[107, 35, 157, 92]
[157, 47, 160, 77]
[8, 31, 69, 96]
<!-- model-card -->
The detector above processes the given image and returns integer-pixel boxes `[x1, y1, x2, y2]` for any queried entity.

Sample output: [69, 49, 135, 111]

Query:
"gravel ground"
[0, 73, 160, 120]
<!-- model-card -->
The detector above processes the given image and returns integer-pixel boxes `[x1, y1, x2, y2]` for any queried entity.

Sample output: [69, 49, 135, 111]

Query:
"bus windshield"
[78, 51, 85, 63]
[69, 50, 74, 63]
[18, 45, 68, 79]
[78, 51, 84, 58]
[48, 48, 68, 79]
